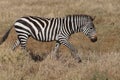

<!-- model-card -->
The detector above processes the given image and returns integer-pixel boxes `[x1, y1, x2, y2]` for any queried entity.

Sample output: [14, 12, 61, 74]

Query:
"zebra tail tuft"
[0, 26, 13, 45]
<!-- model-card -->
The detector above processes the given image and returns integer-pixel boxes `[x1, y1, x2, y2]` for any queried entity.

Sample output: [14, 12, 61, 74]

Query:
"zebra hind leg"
[12, 39, 20, 50]
[17, 35, 29, 51]
[12, 34, 29, 51]
[18, 35, 43, 62]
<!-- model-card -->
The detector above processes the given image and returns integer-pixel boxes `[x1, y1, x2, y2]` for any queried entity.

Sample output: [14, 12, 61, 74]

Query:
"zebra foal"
[0, 15, 97, 62]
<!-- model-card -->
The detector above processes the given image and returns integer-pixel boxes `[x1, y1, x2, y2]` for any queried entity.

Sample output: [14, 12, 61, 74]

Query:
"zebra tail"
[0, 26, 13, 45]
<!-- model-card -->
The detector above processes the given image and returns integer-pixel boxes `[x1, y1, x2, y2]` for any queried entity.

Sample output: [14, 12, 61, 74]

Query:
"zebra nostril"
[90, 36, 97, 42]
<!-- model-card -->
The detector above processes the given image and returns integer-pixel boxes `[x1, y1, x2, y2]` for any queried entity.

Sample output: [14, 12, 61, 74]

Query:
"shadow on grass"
[29, 51, 48, 62]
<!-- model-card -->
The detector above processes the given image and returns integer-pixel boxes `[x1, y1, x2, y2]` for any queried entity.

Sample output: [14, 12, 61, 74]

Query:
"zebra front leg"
[51, 41, 61, 59]
[59, 40, 82, 62]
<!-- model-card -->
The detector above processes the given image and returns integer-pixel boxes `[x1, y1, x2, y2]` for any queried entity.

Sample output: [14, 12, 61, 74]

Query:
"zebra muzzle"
[90, 35, 97, 42]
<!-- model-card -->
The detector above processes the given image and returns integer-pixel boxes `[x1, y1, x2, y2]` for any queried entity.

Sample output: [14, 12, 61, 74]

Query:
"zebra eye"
[90, 28, 93, 29]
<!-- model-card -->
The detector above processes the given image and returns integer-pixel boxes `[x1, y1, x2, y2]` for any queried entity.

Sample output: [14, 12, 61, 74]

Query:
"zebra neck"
[62, 18, 75, 35]
[69, 19, 78, 34]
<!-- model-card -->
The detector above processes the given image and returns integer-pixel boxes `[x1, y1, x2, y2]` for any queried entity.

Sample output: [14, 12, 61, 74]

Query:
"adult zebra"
[0, 14, 97, 62]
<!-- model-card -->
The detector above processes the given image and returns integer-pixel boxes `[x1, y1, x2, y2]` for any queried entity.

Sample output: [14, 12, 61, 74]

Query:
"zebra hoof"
[77, 59, 82, 63]
[75, 57, 82, 63]
[51, 54, 59, 60]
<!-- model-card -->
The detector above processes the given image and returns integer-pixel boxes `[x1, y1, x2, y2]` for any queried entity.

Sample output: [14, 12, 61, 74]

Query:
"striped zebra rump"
[14, 16, 62, 42]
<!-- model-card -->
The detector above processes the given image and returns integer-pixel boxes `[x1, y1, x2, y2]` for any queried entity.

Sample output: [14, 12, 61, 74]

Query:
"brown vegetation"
[0, 0, 120, 80]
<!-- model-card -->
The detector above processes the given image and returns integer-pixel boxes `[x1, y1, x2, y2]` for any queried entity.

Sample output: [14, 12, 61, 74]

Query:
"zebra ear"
[92, 16, 96, 21]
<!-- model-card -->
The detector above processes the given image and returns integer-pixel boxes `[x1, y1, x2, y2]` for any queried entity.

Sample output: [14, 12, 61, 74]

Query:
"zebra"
[0, 14, 97, 62]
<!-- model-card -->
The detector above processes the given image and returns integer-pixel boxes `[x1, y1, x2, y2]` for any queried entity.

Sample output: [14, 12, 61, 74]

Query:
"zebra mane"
[66, 14, 94, 21]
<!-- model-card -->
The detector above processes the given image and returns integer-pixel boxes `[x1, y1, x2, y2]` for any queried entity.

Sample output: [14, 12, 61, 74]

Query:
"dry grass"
[0, 45, 120, 80]
[0, 0, 120, 80]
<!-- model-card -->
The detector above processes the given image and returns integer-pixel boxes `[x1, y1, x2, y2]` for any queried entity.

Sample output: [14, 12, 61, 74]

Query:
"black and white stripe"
[0, 14, 97, 62]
